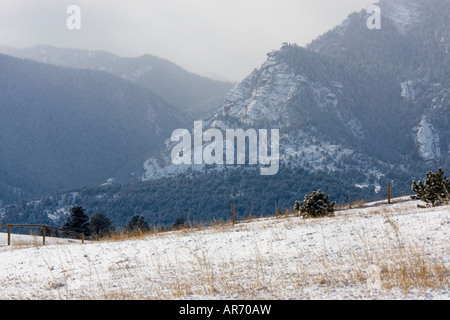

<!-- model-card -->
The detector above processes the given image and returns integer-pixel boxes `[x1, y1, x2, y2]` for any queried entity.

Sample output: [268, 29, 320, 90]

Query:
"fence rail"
[0, 224, 85, 246]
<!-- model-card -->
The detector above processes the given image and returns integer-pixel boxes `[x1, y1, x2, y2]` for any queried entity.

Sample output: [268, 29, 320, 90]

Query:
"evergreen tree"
[126, 215, 150, 234]
[89, 213, 112, 237]
[412, 168, 450, 207]
[62, 206, 90, 236]
[295, 190, 336, 218]
[172, 217, 187, 230]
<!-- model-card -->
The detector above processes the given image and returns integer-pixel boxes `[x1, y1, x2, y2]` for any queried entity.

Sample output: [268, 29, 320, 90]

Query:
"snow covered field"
[0, 198, 448, 300]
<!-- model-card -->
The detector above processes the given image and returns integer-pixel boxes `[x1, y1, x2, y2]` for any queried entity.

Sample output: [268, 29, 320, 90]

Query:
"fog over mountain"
[0, 53, 184, 203]
[0, 45, 234, 120]
[1, 0, 449, 229]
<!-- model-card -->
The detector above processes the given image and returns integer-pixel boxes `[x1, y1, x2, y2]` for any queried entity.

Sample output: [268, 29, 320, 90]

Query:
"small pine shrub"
[126, 215, 150, 234]
[172, 217, 187, 230]
[295, 190, 336, 218]
[411, 168, 450, 207]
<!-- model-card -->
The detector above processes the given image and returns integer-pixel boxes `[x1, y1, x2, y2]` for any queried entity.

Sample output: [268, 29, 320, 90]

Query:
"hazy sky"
[0, 0, 376, 81]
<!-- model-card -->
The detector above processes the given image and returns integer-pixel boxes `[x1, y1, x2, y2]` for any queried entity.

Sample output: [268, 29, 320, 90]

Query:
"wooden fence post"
[231, 203, 235, 225]
[348, 191, 352, 209]
[388, 183, 391, 204]
[1, 224, 85, 246]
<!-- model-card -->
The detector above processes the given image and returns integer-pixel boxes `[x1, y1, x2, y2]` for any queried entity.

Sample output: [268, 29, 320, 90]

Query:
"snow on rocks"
[222, 55, 300, 126]
[401, 80, 415, 101]
[415, 116, 441, 162]
[383, 0, 420, 35]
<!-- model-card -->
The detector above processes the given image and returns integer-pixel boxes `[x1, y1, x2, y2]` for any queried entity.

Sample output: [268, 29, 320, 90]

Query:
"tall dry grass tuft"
[345, 206, 450, 294]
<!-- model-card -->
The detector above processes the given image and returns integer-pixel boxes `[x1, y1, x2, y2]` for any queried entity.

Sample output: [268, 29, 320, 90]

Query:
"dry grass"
[1, 200, 448, 300]
[98, 205, 448, 299]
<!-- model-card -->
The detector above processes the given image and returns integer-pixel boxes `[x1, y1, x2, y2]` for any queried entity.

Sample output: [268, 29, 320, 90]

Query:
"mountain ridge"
[144, 0, 449, 181]
[0, 53, 184, 203]
[0, 45, 234, 120]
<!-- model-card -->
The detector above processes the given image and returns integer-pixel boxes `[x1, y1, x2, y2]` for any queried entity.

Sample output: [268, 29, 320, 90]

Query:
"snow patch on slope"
[401, 80, 415, 101]
[222, 53, 301, 126]
[415, 116, 441, 162]
[383, 0, 420, 35]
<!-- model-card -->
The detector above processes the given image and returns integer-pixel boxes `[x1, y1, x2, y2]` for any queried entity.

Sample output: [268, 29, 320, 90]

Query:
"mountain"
[144, 0, 450, 181]
[0, 45, 234, 120]
[307, 0, 450, 164]
[0, 53, 184, 204]
[1, 0, 449, 229]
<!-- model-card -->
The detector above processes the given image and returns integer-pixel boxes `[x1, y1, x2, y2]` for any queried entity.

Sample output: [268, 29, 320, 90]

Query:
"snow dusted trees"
[412, 168, 450, 207]
[295, 190, 336, 218]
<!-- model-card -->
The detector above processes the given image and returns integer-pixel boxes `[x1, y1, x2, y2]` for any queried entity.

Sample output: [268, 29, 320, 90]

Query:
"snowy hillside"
[142, 44, 386, 185]
[0, 198, 448, 300]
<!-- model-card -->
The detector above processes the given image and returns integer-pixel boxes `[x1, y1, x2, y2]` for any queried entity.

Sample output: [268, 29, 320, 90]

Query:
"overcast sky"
[0, 0, 376, 81]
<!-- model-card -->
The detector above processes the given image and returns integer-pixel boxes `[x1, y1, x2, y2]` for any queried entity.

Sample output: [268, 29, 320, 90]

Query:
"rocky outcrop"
[415, 116, 441, 162]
